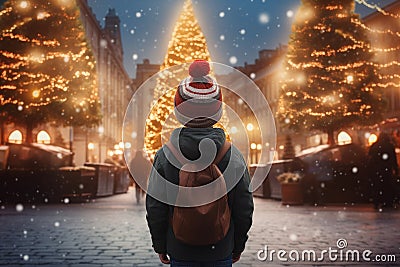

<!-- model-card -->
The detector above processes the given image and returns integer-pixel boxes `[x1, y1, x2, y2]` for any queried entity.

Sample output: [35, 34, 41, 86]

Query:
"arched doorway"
[37, 130, 51, 144]
[338, 131, 352, 145]
[8, 130, 23, 144]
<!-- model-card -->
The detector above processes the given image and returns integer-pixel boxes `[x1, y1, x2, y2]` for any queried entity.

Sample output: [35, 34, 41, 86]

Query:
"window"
[37, 130, 51, 144]
[8, 130, 23, 144]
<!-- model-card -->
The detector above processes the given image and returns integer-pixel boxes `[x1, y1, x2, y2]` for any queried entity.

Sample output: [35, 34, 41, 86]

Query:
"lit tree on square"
[144, 0, 229, 157]
[0, 0, 100, 143]
[279, 0, 386, 145]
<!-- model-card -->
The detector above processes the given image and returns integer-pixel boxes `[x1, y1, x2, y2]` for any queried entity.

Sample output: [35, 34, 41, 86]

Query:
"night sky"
[0, 0, 397, 77]
[86, 0, 396, 78]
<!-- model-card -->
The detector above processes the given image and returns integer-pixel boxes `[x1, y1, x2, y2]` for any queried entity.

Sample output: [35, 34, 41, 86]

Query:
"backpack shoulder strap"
[165, 141, 187, 165]
[166, 141, 231, 165]
[213, 141, 231, 165]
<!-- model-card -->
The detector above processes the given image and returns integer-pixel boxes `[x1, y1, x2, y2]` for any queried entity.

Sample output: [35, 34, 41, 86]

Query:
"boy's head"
[174, 60, 222, 128]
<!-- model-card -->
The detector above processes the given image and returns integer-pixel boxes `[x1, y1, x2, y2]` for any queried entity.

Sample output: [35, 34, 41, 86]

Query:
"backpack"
[166, 141, 231, 246]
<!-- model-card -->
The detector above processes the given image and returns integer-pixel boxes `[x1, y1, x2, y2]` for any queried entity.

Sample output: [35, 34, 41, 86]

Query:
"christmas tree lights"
[279, 0, 385, 145]
[0, 0, 100, 143]
[144, 0, 228, 157]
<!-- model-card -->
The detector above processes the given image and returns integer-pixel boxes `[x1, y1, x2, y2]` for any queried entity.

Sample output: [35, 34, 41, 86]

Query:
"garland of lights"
[356, 0, 400, 19]
[144, 0, 229, 158]
[0, 0, 100, 134]
[279, 0, 386, 144]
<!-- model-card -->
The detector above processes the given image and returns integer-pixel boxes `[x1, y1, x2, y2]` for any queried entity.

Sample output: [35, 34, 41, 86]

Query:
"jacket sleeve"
[145, 154, 169, 254]
[231, 166, 254, 254]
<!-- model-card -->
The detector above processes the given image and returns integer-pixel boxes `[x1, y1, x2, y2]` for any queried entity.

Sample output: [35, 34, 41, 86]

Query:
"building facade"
[74, 0, 132, 165]
[363, 1, 400, 119]
[129, 59, 160, 152]
[69, 0, 132, 165]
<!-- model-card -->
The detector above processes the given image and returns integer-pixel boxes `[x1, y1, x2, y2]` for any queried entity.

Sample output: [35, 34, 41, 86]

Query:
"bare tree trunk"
[26, 121, 34, 143]
[0, 121, 4, 145]
[327, 128, 335, 145]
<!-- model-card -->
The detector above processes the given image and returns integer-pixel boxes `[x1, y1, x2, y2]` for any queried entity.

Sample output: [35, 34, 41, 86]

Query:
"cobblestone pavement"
[0, 188, 399, 267]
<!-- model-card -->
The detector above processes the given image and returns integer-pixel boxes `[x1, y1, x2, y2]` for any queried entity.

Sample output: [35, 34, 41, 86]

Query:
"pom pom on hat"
[189, 60, 210, 78]
[174, 60, 222, 128]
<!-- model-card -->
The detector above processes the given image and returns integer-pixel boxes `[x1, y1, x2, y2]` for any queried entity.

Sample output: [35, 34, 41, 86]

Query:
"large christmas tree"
[279, 0, 385, 145]
[0, 0, 100, 143]
[144, 0, 217, 157]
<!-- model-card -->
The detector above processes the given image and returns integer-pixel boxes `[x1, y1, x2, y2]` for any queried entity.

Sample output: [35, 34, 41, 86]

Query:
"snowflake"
[287, 10, 294, 18]
[289, 233, 298, 241]
[229, 56, 238, 65]
[259, 13, 269, 24]
[16, 204, 24, 212]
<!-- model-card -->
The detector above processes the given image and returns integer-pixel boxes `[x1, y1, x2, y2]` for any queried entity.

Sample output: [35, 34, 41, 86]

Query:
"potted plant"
[277, 172, 304, 205]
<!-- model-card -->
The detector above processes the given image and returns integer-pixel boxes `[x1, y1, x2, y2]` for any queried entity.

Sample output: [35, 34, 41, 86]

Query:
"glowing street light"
[88, 142, 94, 150]
[251, 143, 257, 150]
[368, 134, 378, 146]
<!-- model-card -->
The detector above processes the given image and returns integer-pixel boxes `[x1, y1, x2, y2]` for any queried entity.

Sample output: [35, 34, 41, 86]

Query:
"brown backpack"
[166, 141, 231, 246]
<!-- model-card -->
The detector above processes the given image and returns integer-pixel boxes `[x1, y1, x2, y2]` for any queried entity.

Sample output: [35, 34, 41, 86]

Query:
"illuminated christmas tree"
[279, 0, 385, 145]
[145, 0, 227, 157]
[0, 0, 100, 143]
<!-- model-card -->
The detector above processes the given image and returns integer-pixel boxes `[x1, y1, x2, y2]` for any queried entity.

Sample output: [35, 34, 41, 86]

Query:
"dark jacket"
[146, 127, 254, 261]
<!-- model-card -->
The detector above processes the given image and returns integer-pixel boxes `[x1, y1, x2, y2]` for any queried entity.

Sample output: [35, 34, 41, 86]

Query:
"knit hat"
[174, 60, 222, 128]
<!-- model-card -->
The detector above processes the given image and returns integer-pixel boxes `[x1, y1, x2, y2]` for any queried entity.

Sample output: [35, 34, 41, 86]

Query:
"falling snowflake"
[63, 198, 70, 204]
[287, 10, 294, 18]
[239, 29, 246, 35]
[16, 204, 24, 212]
[352, 167, 358, 173]
[250, 73, 256, 79]
[132, 54, 138, 60]
[289, 233, 298, 241]
[23, 255, 29, 261]
[229, 56, 238, 65]
[259, 13, 270, 24]
[136, 12, 142, 18]
[130, 29, 135, 35]
[17, 106, 23, 111]
[100, 39, 107, 48]
[219, 11, 225, 18]
[219, 35, 225, 41]
[54, 222, 60, 227]
[382, 154, 389, 160]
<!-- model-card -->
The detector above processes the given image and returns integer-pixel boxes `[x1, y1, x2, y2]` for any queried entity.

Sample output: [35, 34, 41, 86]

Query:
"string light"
[0, 0, 101, 130]
[279, 0, 387, 143]
[144, 0, 229, 158]
[355, 0, 400, 19]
